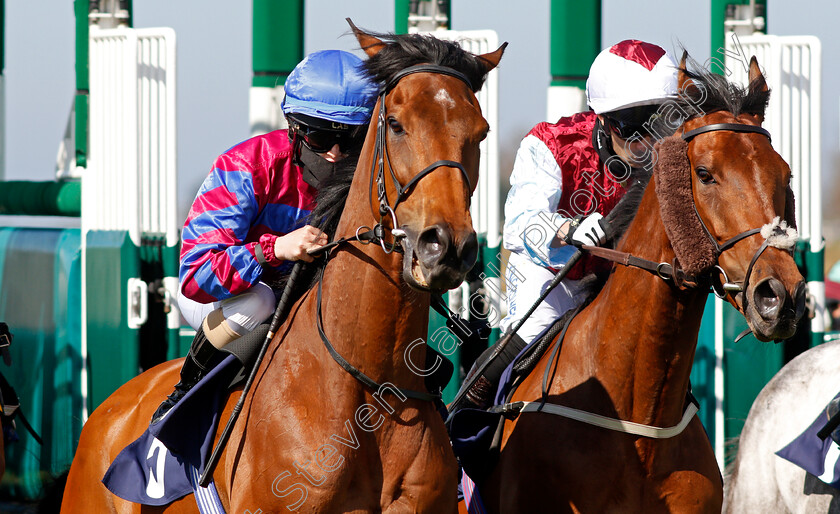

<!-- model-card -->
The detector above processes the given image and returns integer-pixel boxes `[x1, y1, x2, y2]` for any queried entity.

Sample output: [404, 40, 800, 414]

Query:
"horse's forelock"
[360, 31, 489, 92]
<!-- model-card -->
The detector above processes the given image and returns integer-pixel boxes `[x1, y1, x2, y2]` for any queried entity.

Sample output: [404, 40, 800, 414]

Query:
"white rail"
[725, 34, 822, 253]
[86, 27, 178, 246]
[720, 33, 823, 468]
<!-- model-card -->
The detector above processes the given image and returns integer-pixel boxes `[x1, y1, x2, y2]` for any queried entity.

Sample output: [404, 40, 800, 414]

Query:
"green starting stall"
[0, 2, 180, 499]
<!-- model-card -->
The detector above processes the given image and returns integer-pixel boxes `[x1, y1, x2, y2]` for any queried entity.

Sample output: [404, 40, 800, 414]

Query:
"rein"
[315, 267, 439, 402]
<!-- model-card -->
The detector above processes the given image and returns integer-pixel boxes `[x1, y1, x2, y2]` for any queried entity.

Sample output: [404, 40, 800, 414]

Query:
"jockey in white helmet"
[458, 40, 679, 410]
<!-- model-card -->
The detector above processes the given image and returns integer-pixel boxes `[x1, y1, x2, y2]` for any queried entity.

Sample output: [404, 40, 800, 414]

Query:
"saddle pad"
[104, 354, 243, 506]
[102, 429, 193, 506]
[777, 391, 840, 489]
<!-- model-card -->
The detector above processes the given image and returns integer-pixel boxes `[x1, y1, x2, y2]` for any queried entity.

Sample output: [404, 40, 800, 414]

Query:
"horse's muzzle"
[403, 224, 478, 292]
[746, 278, 807, 341]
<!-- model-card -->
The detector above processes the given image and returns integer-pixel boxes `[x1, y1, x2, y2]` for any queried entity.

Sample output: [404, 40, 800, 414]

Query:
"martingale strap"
[490, 400, 699, 439]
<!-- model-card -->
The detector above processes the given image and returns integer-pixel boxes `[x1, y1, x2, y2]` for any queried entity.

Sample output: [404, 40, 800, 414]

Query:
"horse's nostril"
[753, 278, 786, 320]
[459, 232, 478, 272]
[417, 225, 448, 264]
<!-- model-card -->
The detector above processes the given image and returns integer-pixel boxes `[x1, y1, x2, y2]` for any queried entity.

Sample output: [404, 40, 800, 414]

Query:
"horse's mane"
[606, 173, 651, 245]
[307, 162, 357, 238]
[359, 30, 491, 92]
[676, 54, 770, 120]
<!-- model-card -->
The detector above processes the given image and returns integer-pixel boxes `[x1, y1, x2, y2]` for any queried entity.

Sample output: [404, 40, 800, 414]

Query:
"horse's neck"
[586, 185, 707, 424]
[318, 165, 429, 390]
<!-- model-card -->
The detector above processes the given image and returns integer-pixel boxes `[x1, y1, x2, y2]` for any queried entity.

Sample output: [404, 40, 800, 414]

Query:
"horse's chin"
[745, 317, 798, 343]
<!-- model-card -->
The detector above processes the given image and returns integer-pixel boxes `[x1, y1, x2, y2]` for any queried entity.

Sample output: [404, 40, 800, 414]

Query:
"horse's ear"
[347, 18, 386, 58]
[677, 51, 691, 92]
[748, 56, 769, 93]
[476, 42, 508, 74]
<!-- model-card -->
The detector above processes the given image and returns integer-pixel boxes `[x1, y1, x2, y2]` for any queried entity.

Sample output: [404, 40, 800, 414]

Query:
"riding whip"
[199, 259, 306, 486]
[446, 177, 645, 417]
[446, 250, 582, 417]
[817, 410, 840, 441]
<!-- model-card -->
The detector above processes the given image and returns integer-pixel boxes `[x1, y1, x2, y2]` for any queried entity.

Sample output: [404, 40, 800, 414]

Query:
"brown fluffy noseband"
[653, 136, 718, 276]
[653, 134, 799, 278]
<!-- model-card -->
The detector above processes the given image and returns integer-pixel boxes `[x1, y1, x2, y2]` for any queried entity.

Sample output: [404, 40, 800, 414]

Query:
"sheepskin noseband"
[653, 135, 799, 277]
[653, 135, 717, 276]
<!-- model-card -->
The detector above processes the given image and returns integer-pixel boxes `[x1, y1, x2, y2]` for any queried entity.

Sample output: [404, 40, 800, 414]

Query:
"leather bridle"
[681, 122, 782, 303]
[588, 121, 792, 308]
[315, 63, 481, 403]
[367, 64, 475, 253]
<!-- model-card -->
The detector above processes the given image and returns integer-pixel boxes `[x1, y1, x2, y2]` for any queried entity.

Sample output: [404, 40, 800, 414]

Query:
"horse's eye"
[388, 117, 404, 134]
[696, 166, 716, 184]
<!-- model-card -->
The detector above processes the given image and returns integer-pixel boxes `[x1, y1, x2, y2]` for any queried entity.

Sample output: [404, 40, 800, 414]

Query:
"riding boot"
[150, 327, 221, 425]
[454, 333, 528, 412]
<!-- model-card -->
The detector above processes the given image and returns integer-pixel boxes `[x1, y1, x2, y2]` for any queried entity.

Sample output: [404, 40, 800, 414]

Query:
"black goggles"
[604, 106, 661, 139]
[288, 122, 366, 154]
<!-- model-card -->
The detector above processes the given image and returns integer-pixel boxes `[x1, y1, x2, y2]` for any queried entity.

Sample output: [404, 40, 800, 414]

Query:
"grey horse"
[724, 339, 840, 513]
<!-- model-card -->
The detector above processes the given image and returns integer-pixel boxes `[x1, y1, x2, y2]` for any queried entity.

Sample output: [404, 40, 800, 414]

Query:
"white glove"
[571, 213, 607, 247]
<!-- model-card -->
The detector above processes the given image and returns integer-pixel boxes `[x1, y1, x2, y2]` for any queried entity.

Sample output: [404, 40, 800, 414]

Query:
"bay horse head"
[656, 54, 806, 341]
[349, 20, 505, 292]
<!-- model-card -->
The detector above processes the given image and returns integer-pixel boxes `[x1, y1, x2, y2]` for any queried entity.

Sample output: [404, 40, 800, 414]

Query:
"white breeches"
[178, 282, 277, 335]
[499, 251, 590, 344]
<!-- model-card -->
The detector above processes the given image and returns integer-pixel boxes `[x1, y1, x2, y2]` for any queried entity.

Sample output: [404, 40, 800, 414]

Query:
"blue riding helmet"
[282, 50, 378, 126]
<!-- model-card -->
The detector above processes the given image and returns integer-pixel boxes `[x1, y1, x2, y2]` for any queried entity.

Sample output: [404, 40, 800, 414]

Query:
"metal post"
[74, 0, 89, 169]
[250, 0, 303, 136]
[395, 0, 409, 34]
[547, 0, 600, 121]
[711, 0, 767, 74]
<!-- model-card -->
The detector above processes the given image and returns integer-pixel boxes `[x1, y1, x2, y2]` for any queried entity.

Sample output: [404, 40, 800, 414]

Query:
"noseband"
[368, 64, 475, 252]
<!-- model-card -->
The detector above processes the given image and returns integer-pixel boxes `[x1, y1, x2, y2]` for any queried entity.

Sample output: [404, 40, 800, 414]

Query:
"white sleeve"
[503, 134, 578, 268]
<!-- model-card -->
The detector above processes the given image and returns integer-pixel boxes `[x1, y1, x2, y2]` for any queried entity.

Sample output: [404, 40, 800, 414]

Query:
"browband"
[682, 123, 772, 142]
[384, 64, 473, 93]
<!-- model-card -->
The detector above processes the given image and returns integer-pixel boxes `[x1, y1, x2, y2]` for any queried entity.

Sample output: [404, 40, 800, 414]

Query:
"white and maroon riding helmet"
[585, 40, 678, 115]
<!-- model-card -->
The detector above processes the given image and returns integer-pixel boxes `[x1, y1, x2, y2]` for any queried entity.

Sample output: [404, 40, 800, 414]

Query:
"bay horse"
[61, 21, 505, 513]
[477, 56, 805, 512]
[723, 338, 840, 513]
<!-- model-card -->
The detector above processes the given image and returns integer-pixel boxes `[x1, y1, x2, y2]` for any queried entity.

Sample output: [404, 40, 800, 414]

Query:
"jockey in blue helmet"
[152, 50, 377, 425]
[283, 49, 379, 189]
